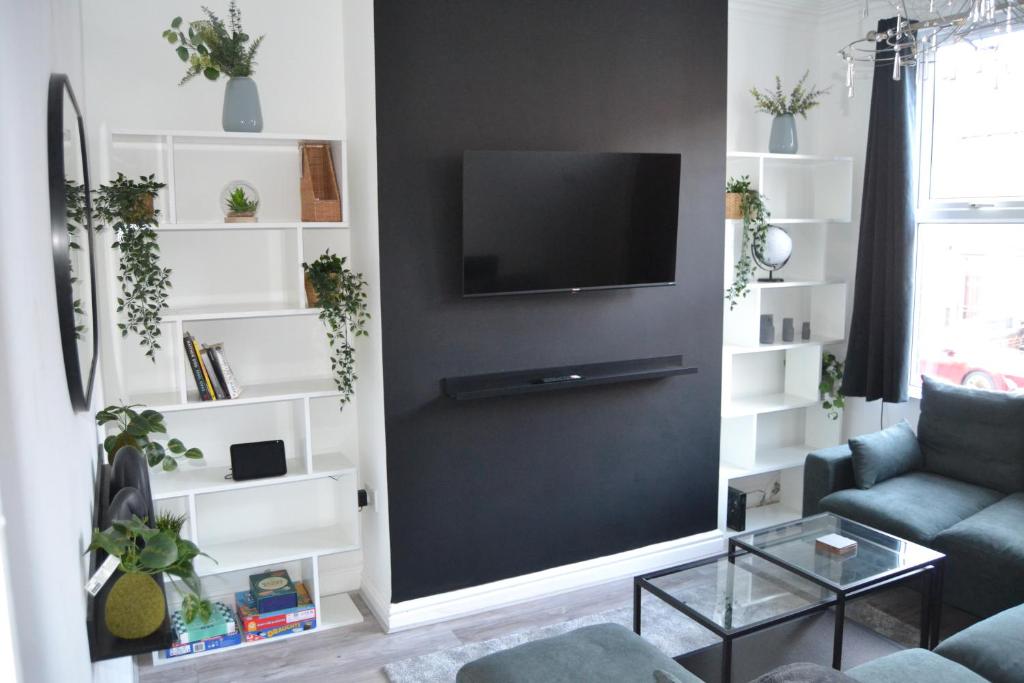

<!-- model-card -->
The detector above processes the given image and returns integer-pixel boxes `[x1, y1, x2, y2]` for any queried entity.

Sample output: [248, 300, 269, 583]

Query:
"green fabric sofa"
[804, 378, 1024, 617]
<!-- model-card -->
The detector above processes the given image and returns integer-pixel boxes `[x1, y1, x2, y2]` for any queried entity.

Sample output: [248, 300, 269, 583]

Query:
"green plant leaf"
[171, 16, 183, 29]
[139, 530, 178, 569]
[103, 434, 119, 456]
[162, 456, 178, 471]
[176, 46, 188, 62]
[166, 438, 186, 454]
[203, 67, 220, 80]
[144, 441, 166, 467]
[183, 448, 203, 460]
[166, 32, 178, 44]
[87, 529, 128, 557]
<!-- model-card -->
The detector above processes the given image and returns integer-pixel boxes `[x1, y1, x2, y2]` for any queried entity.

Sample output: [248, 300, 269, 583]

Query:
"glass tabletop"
[644, 552, 833, 635]
[731, 513, 945, 592]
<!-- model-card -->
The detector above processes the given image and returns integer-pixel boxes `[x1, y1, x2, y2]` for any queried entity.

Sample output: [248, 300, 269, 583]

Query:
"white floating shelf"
[194, 526, 358, 577]
[726, 151, 853, 163]
[164, 302, 319, 322]
[134, 379, 341, 413]
[157, 221, 349, 232]
[151, 455, 356, 500]
[721, 444, 812, 480]
[111, 128, 344, 143]
[751, 280, 843, 290]
[725, 337, 842, 355]
[723, 393, 817, 418]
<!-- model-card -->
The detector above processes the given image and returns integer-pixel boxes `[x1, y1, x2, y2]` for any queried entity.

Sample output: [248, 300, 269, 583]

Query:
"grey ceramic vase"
[759, 314, 775, 345]
[782, 318, 795, 343]
[222, 77, 263, 133]
[769, 114, 798, 154]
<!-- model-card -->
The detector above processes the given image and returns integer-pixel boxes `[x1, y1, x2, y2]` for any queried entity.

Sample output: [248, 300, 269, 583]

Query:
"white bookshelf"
[96, 128, 364, 665]
[720, 152, 852, 533]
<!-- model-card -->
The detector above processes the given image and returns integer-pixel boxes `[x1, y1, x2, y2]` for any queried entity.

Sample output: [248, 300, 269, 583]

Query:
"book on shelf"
[164, 616, 242, 658]
[170, 601, 236, 644]
[248, 569, 298, 613]
[183, 332, 213, 401]
[192, 335, 218, 401]
[244, 614, 317, 642]
[200, 346, 227, 400]
[236, 581, 315, 634]
[205, 342, 242, 399]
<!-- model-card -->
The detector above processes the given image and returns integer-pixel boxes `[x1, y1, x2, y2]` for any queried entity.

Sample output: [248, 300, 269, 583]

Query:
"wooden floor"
[137, 578, 637, 683]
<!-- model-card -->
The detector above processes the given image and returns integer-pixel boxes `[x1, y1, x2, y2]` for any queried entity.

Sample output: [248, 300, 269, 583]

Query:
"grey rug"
[384, 586, 932, 683]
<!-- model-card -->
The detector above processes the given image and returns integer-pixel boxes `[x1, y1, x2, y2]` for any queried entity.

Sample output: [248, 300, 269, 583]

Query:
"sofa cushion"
[751, 662, 857, 682]
[819, 472, 1003, 545]
[455, 623, 701, 683]
[849, 421, 922, 489]
[934, 602, 1024, 683]
[917, 377, 1024, 494]
[846, 649, 987, 682]
[932, 492, 1024, 617]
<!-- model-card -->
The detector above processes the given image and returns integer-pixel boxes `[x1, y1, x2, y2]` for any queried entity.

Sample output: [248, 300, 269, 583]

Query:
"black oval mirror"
[48, 73, 97, 411]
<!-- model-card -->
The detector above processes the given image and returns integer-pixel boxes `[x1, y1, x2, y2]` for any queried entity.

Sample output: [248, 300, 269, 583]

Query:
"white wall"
[728, 0, 921, 439]
[0, 0, 122, 681]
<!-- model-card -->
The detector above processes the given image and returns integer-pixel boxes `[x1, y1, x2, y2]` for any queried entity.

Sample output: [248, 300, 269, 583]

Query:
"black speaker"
[229, 440, 287, 481]
[727, 486, 747, 532]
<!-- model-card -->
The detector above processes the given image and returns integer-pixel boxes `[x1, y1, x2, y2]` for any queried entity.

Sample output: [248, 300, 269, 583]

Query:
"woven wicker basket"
[300, 144, 342, 222]
[304, 274, 320, 307]
[725, 192, 744, 220]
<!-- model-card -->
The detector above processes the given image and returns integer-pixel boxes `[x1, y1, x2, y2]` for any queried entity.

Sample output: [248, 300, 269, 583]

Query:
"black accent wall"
[374, 0, 727, 603]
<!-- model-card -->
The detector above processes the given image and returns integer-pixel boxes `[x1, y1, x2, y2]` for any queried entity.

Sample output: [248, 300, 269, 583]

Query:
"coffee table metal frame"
[634, 514, 945, 683]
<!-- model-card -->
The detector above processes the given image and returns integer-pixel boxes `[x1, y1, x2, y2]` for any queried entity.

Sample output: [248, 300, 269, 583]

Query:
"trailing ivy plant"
[65, 179, 89, 340]
[821, 352, 846, 421]
[302, 251, 370, 409]
[96, 403, 204, 470]
[164, 1, 265, 85]
[750, 71, 831, 118]
[93, 173, 169, 360]
[725, 176, 770, 310]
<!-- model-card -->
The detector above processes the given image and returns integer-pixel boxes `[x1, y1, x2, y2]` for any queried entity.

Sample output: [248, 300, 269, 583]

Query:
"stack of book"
[164, 601, 241, 658]
[183, 332, 242, 401]
[235, 570, 317, 641]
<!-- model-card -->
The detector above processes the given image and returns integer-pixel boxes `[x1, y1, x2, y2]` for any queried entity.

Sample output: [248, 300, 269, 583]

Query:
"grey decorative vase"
[769, 114, 798, 154]
[759, 314, 775, 345]
[222, 77, 263, 133]
[782, 318, 795, 343]
[802, 322, 811, 341]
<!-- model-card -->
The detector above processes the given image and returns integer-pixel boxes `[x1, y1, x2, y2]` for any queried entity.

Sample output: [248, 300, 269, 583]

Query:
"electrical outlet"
[364, 486, 377, 512]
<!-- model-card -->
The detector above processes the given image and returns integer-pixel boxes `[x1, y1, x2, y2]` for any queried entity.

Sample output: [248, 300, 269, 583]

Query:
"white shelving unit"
[720, 151, 853, 533]
[96, 128, 364, 666]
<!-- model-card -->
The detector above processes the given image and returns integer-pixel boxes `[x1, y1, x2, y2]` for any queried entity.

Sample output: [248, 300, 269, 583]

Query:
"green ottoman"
[455, 623, 700, 683]
[934, 603, 1024, 683]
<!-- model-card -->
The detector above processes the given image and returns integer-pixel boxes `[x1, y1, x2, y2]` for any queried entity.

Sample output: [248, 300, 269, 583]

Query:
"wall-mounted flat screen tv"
[462, 150, 681, 297]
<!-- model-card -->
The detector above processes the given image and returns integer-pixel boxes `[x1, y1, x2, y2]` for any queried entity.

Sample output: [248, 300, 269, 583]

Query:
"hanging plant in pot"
[302, 251, 370, 409]
[87, 513, 214, 640]
[750, 71, 830, 154]
[164, 1, 266, 133]
[92, 173, 169, 361]
[725, 176, 771, 310]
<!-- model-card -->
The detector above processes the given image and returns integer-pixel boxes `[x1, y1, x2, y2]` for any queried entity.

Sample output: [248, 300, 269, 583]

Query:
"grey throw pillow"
[849, 420, 922, 489]
[653, 670, 684, 683]
[751, 662, 858, 682]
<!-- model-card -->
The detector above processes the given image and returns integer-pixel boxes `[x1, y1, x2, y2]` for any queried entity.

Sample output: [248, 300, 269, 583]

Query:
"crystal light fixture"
[839, 0, 1024, 95]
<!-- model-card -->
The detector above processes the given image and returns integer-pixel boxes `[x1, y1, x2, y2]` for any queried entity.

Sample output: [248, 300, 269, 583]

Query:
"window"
[911, 28, 1024, 393]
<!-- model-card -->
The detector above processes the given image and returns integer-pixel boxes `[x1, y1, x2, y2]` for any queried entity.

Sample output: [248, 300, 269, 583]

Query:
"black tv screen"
[462, 151, 681, 297]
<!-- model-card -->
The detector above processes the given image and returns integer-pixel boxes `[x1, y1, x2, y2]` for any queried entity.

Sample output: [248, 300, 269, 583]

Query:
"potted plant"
[725, 175, 755, 220]
[302, 251, 370, 409]
[224, 184, 259, 223]
[821, 352, 846, 420]
[725, 177, 770, 310]
[164, 2, 266, 133]
[92, 173, 168, 361]
[750, 71, 830, 154]
[97, 403, 204, 470]
[87, 513, 213, 640]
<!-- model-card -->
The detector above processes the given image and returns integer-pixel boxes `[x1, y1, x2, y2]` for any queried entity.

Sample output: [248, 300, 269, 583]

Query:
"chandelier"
[839, 0, 1024, 95]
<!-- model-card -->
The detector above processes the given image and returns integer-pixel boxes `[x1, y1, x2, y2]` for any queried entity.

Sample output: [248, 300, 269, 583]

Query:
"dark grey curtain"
[842, 17, 918, 403]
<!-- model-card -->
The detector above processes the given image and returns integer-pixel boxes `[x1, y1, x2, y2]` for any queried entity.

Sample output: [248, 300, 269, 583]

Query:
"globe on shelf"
[753, 225, 792, 282]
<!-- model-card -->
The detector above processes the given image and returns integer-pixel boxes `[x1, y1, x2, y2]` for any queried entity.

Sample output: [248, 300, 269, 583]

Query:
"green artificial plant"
[821, 352, 846, 421]
[725, 175, 770, 309]
[750, 71, 831, 118]
[164, 2, 265, 85]
[225, 186, 258, 214]
[92, 173, 169, 361]
[302, 250, 370, 409]
[97, 403, 204, 470]
[65, 179, 89, 340]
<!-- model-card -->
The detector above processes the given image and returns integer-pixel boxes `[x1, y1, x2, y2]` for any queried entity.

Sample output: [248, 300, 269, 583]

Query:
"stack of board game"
[164, 601, 241, 658]
[236, 570, 317, 641]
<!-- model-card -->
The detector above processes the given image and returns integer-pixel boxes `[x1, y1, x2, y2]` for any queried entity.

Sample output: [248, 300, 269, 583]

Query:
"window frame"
[909, 30, 1024, 398]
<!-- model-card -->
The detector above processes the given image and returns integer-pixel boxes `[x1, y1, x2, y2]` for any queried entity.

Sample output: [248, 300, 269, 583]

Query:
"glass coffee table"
[634, 513, 945, 682]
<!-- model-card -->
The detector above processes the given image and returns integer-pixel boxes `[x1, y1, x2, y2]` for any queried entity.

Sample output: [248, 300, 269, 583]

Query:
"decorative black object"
[87, 448, 172, 661]
[759, 315, 775, 345]
[442, 356, 697, 401]
[102, 487, 149, 531]
[229, 440, 287, 481]
[782, 318, 795, 343]
[109, 447, 153, 519]
[842, 17, 918, 404]
[802, 322, 811, 341]
[726, 486, 747, 532]
[48, 73, 98, 412]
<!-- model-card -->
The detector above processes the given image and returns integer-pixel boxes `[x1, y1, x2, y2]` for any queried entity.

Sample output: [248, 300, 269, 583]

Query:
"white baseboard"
[359, 577, 392, 631]
[375, 530, 724, 633]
